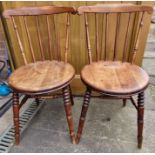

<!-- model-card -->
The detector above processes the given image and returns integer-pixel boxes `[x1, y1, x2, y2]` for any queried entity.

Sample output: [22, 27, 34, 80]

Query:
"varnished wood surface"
[2, 4, 77, 145]
[8, 60, 75, 93]
[81, 61, 149, 95]
[3, 6, 76, 18]
[137, 92, 144, 148]
[80, 4, 153, 64]
[1, 1, 153, 94]
[78, 4, 153, 14]
[3, 5, 74, 65]
[76, 3, 152, 148]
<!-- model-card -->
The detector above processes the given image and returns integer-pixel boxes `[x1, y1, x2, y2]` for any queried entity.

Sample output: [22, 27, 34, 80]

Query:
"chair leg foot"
[123, 99, 127, 107]
[76, 87, 91, 144]
[13, 92, 20, 145]
[137, 92, 144, 149]
[138, 137, 143, 149]
[62, 86, 76, 144]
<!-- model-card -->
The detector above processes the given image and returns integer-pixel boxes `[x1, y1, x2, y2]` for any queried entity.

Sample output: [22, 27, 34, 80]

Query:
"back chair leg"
[13, 92, 20, 145]
[137, 92, 144, 149]
[35, 98, 40, 106]
[123, 98, 127, 107]
[62, 86, 76, 144]
[76, 87, 91, 144]
[69, 85, 74, 106]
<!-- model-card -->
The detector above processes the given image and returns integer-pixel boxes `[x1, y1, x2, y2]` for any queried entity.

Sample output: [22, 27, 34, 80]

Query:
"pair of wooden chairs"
[2, 4, 153, 149]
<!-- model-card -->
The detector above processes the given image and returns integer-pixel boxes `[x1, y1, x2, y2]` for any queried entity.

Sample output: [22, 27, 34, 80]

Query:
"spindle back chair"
[76, 4, 153, 148]
[3, 6, 76, 144]
[78, 4, 153, 64]
[3, 6, 76, 64]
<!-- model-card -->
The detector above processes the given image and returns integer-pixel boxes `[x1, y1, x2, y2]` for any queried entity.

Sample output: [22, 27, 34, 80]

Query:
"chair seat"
[8, 60, 75, 93]
[81, 61, 149, 95]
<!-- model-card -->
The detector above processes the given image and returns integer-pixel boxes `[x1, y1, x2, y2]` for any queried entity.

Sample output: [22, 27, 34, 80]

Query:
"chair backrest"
[77, 4, 153, 64]
[3, 6, 76, 65]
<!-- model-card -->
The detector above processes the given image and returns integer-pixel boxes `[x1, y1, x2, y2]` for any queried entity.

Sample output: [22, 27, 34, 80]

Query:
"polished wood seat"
[8, 60, 75, 93]
[81, 61, 149, 95]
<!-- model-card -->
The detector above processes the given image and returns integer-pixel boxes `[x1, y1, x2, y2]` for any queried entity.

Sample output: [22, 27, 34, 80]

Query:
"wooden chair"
[76, 4, 153, 148]
[2, 6, 76, 144]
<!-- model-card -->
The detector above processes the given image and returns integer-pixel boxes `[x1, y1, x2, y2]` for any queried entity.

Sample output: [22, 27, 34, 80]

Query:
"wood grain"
[78, 4, 153, 14]
[3, 5, 76, 18]
[81, 61, 149, 95]
[8, 60, 75, 92]
[79, 4, 153, 64]
[1, 3, 77, 145]
[1, 1, 153, 93]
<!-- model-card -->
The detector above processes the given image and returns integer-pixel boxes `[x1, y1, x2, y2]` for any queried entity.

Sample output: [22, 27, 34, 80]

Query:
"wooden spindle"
[95, 13, 99, 61]
[100, 14, 104, 60]
[23, 16, 35, 62]
[132, 12, 145, 64]
[65, 13, 70, 63]
[113, 13, 121, 61]
[84, 13, 92, 64]
[11, 16, 27, 65]
[123, 13, 131, 62]
[53, 15, 61, 61]
[46, 15, 53, 60]
[35, 16, 45, 60]
[104, 13, 108, 61]
[57, 28, 61, 61]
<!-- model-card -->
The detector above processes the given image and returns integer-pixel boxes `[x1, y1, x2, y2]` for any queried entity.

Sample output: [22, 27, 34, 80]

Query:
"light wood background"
[0, 1, 154, 94]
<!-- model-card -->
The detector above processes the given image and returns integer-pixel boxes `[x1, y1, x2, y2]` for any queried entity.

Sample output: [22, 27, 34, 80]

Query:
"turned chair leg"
[137, 92, 144, 149]
[76, 87, 91, 144]
[35, 98, 40, 106]
[62, 86, 76, 144]
[69, 85, 74, 106]
[123, 99, 127, 107]
[13, 92, 20, 145]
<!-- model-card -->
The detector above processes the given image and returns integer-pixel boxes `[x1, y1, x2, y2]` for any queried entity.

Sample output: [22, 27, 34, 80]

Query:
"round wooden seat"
[81, 61, 149, 95]
[8, 60, 75, 93]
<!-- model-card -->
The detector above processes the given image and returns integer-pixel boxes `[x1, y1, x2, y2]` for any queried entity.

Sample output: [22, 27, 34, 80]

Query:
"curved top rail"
[77, 4, 153, 15]
[3, 5, 76, 18]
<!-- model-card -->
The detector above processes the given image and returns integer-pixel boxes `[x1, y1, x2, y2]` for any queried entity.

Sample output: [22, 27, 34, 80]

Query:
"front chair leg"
[13, 92, 20, 145]
[137, 92, 144, 149]
[76, 87, 91, 144]
[62, 86, 76, 144]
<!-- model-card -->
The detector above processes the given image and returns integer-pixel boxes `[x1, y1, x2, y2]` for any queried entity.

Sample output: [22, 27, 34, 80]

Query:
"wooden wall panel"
[0, 1, 153, 94]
